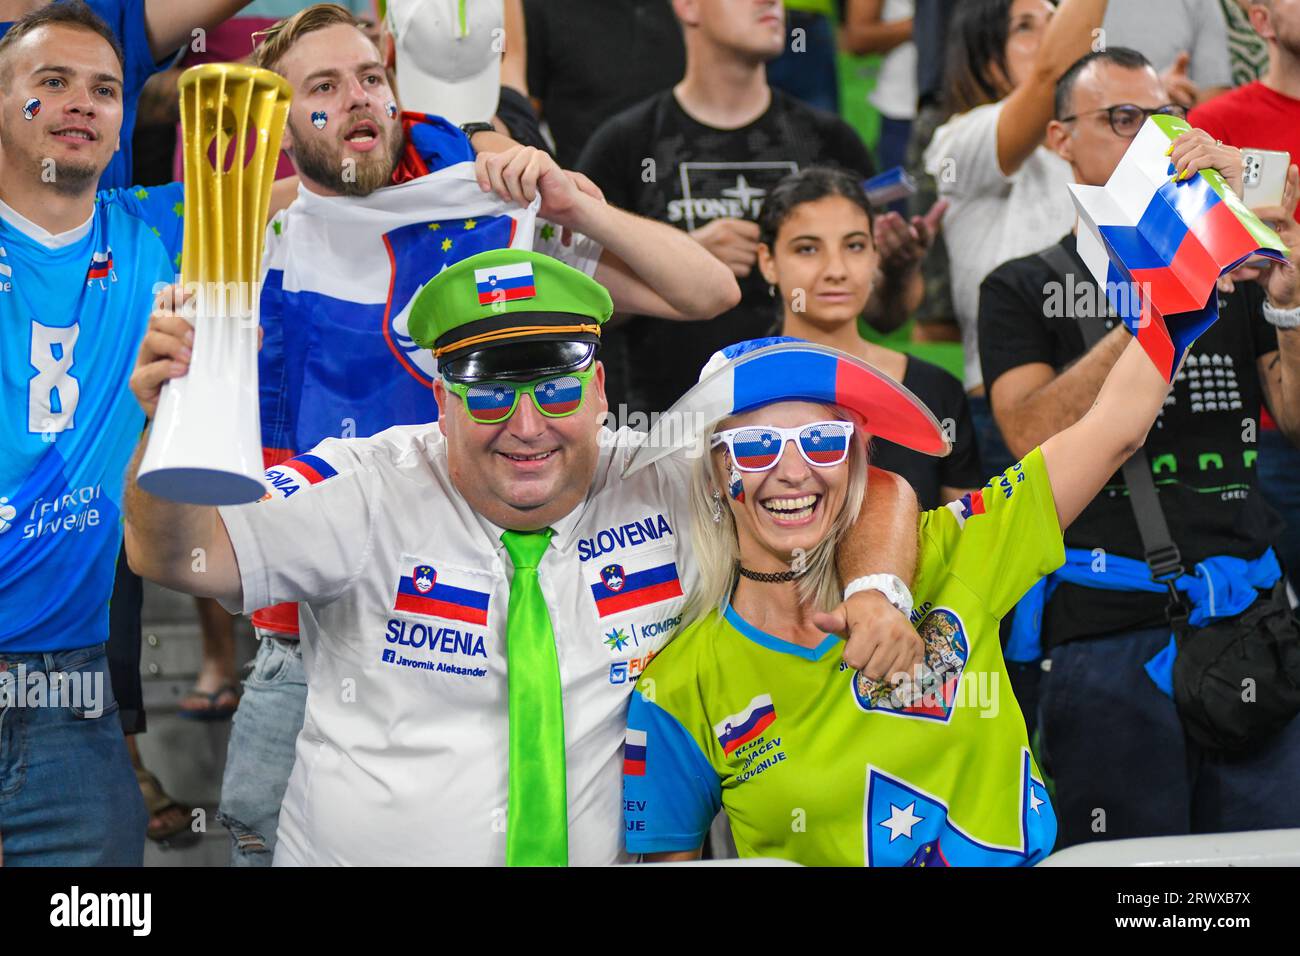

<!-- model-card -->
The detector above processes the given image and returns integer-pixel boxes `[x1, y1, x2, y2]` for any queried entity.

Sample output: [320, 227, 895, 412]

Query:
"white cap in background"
[385, 0, 502, 125]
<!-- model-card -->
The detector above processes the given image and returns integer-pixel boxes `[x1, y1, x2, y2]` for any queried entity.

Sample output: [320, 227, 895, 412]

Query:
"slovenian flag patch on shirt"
[623, 728, 647, 776]
[589, 559, 683, 618]
[714, 694, 776, 755]
[278, 453, 338, 485]
[393, 565, 491, 626]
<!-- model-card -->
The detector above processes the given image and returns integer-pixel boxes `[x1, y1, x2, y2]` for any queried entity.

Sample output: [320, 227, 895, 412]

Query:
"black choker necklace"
[737, 565, 804, 583]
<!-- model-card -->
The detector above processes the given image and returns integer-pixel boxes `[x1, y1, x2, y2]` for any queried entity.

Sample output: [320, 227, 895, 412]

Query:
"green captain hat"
[408, 248, 614, 384]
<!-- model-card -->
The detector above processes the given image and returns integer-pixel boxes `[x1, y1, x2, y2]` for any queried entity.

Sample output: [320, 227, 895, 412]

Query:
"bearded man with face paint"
[0, 2, 188, 865]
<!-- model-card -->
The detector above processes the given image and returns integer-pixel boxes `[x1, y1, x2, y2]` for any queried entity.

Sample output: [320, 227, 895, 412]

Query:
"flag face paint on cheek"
[22, 98, 40, 120]
[728, 457, 745, 503]
[385, 101, 398, 119]
[311, 110, 327, 130]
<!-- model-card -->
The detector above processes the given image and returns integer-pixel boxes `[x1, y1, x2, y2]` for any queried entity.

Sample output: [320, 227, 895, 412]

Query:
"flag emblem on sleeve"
[279, 453, 338, 485]
[714, 694, 776, 755]
[945, 490, 985, 529]
[623, 729, 647, 776]
[474, 261, 536, 304]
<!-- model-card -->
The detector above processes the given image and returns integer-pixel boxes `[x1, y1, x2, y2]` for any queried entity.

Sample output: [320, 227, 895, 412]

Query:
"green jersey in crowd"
[623, 449, 1065, 865]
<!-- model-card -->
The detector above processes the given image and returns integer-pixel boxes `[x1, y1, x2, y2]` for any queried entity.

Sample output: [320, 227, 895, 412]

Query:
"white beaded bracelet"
[1263, 299, 1300, 329]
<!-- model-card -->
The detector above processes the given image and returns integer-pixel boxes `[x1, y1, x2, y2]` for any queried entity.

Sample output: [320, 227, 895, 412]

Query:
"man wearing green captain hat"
[123, 248, 925, 866]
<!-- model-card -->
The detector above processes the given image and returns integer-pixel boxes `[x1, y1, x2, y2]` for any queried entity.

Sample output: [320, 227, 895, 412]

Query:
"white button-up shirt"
[219, 425, 695, 865]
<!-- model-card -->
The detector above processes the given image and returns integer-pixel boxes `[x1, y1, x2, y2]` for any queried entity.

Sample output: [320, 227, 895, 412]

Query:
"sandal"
[135, 766, 200, 845]
[177, 682, 241, 721]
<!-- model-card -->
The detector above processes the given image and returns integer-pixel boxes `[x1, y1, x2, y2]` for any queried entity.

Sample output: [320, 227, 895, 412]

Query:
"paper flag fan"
[1069, 114, 1288, 381]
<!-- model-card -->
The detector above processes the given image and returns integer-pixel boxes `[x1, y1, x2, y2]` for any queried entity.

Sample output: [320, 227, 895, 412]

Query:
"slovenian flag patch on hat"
[474, 261, 536, 305]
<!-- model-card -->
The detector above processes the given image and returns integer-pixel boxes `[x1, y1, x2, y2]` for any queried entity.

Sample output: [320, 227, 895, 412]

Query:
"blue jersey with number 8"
[0, 184, 183, 651]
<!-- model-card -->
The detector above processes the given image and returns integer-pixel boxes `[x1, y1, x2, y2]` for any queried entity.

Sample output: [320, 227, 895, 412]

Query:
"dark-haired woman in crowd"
[757, 166, 982, 508]
[923, 0, 1108, 474]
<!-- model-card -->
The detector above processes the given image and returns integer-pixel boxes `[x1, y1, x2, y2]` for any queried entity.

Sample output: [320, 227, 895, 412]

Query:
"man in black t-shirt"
[577, 0, 932, 416]
[524, 0, 686, 169]
[979, 49, 1300, 849]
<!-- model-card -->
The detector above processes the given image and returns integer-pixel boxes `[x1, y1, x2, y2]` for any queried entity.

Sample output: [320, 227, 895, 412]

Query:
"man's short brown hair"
[252, 3, 370, 75]
[0, 0, 125, 86]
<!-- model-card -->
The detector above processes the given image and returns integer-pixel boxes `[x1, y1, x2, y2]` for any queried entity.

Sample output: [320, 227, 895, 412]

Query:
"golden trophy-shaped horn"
[138, 64, 292, 504]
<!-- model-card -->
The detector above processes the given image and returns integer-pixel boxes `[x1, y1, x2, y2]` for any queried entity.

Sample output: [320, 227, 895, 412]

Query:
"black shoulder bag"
[1038, 245, 1300, 753]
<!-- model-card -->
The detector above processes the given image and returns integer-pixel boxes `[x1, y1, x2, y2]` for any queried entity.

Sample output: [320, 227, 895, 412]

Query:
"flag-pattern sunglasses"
[711, 421, 855, 472]
[445, 366, 595, 424]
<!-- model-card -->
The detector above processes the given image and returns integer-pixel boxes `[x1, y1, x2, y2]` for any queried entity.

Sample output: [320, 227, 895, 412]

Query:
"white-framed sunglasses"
[710, 420, 855, 472]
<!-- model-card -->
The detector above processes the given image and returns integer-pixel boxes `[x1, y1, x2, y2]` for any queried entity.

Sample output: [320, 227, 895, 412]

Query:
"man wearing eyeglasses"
[977, 47, 1300, 847]
[120, 248, 925, 866]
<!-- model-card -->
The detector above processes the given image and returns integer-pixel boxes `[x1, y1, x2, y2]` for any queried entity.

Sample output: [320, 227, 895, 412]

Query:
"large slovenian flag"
[1070, 115, 1288, 382]
[714, 694, 777, 755]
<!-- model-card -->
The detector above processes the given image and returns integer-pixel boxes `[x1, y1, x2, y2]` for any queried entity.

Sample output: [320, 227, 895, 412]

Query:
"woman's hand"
[874, 200, 947, 276]
[1168, 128, 1244, 196]
[814, 590, 924, 682]
[1216, 163, 1299, 297]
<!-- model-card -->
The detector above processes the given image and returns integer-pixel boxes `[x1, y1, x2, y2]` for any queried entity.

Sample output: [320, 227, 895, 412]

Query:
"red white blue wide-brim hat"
[622, 337, 951, 476]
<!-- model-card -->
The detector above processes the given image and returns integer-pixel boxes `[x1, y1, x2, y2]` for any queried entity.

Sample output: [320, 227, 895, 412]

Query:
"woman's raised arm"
[995, 0, 1108, 176]
[1039, 335, 1173, 531]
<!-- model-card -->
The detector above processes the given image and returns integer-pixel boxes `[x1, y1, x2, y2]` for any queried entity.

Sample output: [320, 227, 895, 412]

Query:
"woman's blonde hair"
[681, 403, 869, 627]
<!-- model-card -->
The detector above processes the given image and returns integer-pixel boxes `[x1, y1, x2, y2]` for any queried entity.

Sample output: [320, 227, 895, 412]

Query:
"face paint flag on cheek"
[728, 458, 745, 503]
[386, 100, 398, 119]
[311, 110, 327, 130]
[22, 98, 40, 120]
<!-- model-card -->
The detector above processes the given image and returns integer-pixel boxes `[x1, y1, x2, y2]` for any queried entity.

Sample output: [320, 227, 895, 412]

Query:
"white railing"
[1039, 828, 1300, 866]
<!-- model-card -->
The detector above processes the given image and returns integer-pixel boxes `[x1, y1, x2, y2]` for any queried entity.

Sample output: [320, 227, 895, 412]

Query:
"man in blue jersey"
[0, 0, 260, 191]
[0, 2, 184, 865]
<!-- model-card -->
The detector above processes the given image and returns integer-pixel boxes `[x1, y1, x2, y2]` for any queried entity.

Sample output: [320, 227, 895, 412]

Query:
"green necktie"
[500, 528, 568, 866]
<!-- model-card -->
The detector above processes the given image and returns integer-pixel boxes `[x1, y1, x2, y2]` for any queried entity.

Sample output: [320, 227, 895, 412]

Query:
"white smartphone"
[1241, 148, 1290, 208]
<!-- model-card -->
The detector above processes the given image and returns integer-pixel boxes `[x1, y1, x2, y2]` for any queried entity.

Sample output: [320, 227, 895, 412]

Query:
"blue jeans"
[217, 633, 306, 866]
[0, 644, 146, 865]
[1256, 426, 1300, 592]
[1039, 626, 1300, 849]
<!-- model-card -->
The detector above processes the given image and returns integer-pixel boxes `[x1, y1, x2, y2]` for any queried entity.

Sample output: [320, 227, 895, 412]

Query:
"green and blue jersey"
[625, 449, 1065, 866]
